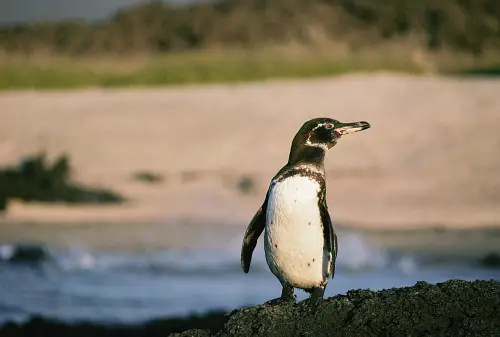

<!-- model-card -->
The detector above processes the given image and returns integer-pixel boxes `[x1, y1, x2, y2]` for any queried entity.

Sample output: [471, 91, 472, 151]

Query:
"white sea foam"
[335, 231, 389, 272]
[0, 244, 15, 261]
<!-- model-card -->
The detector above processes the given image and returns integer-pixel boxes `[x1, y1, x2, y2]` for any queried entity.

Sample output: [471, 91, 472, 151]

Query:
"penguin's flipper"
[331, 228, 338, 279]
[320, 196, 337, 279]
[241, 191, 269, 273]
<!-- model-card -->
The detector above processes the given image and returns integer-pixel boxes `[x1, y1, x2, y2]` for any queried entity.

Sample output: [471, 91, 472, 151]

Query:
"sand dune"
[1, 73, 500, 229]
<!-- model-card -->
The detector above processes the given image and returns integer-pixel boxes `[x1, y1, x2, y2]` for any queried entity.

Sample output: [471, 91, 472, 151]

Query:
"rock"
[184, 280, 500, 336]
[2, 244, 50, 264]
[479, 253, 500, 268]
[0, 311, 229, 337]
[171, 329, 213, 337]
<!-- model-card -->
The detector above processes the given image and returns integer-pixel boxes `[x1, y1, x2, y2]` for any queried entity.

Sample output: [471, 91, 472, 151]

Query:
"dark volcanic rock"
[1, 244, 50, 264]
[0, 311, 229, 337]
[1, 280, 499, 337]
[480, 253, 500, 268]
[182, 280, 500, 337]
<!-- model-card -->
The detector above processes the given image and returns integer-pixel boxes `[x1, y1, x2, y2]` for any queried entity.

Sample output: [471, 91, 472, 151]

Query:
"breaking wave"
[0, 232, 422, 276]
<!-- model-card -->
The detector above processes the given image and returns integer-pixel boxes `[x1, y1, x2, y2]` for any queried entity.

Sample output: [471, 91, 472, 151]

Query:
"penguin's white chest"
[264, 175, 329, 289]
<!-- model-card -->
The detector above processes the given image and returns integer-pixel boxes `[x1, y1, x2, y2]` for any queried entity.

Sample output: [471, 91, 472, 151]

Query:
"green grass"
[0, 49, 424, 90]
[454, 65, 500, 77]
[2, 47, 499, 90]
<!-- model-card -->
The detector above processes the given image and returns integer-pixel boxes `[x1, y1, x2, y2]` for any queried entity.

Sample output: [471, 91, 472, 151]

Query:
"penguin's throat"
[288, 144, 326, 168]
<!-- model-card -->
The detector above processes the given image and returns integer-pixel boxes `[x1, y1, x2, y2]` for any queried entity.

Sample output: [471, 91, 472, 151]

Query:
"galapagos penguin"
[241, 117, 371, 306]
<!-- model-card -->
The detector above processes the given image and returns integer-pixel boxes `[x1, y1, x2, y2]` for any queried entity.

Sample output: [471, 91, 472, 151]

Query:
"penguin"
[241, 117, 371, 306]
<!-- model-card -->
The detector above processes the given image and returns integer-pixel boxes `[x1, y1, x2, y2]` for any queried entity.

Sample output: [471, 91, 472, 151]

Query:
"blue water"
[1, 230, 499, 327]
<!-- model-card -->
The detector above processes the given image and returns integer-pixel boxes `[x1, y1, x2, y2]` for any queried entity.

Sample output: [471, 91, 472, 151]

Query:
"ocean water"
[0, 226, 499, 327]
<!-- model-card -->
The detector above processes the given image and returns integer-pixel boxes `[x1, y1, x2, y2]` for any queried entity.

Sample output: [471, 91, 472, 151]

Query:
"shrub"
[0, 152, 125, 211]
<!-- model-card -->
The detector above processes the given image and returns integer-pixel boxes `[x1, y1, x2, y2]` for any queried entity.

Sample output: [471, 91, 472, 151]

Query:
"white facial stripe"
[305, 123, 329, 150]
[305, 139, 328, 150]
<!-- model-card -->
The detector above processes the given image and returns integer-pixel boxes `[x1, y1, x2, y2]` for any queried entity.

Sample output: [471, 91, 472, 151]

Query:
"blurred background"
[1, 0, 500, 329]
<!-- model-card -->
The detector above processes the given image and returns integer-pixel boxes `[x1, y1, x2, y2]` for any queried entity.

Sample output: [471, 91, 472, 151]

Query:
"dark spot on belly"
[308, 222, 311, 226]
[313, 258, 315, 262]
[294, 199, 297, 203]
[275, 244, 278, 248]
[308, 263, 311, 267]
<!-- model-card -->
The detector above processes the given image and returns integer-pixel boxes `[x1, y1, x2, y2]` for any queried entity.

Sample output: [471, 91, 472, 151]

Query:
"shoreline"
[2, 211, 500, 230]
[2, 189, 500, 230]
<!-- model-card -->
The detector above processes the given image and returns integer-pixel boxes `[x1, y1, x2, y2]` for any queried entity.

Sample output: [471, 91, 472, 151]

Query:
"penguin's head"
[294, 117, 371, 150]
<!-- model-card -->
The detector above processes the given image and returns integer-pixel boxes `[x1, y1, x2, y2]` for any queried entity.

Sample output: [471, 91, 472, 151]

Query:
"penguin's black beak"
[334, 121, 371, 136]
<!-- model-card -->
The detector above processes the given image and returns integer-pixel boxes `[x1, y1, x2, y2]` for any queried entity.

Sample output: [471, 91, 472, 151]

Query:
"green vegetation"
[3, 0, 500, 55]
[0, 152, 125, 213]
[457, 65, 500, 77]
[236, 175, 256, 195]
[0, 0, 500, 89]
[0, 50, 424, 90]
[132, 171, 165, 184]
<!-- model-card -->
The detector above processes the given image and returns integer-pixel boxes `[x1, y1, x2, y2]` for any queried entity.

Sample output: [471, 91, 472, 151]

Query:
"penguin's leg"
[280, 283, 296, 302]
[265, 283, 296, 305]
[308, 286, 325, 307]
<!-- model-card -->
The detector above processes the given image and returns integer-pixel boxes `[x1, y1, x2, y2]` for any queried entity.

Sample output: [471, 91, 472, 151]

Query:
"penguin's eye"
[324, 123, 333, 129]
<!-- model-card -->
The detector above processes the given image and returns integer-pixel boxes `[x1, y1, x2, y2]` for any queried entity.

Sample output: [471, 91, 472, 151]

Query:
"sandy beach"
[1, 73, 500, 230]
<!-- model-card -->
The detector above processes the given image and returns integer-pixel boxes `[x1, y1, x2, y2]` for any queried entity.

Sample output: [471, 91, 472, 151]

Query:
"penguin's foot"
[264, 285, 296, 306]
[264, 296, 296, 306]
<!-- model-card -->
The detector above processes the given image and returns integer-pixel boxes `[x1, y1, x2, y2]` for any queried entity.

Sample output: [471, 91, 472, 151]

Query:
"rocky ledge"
[2, 280, 499, 337]
[177, 279, 500, 336]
